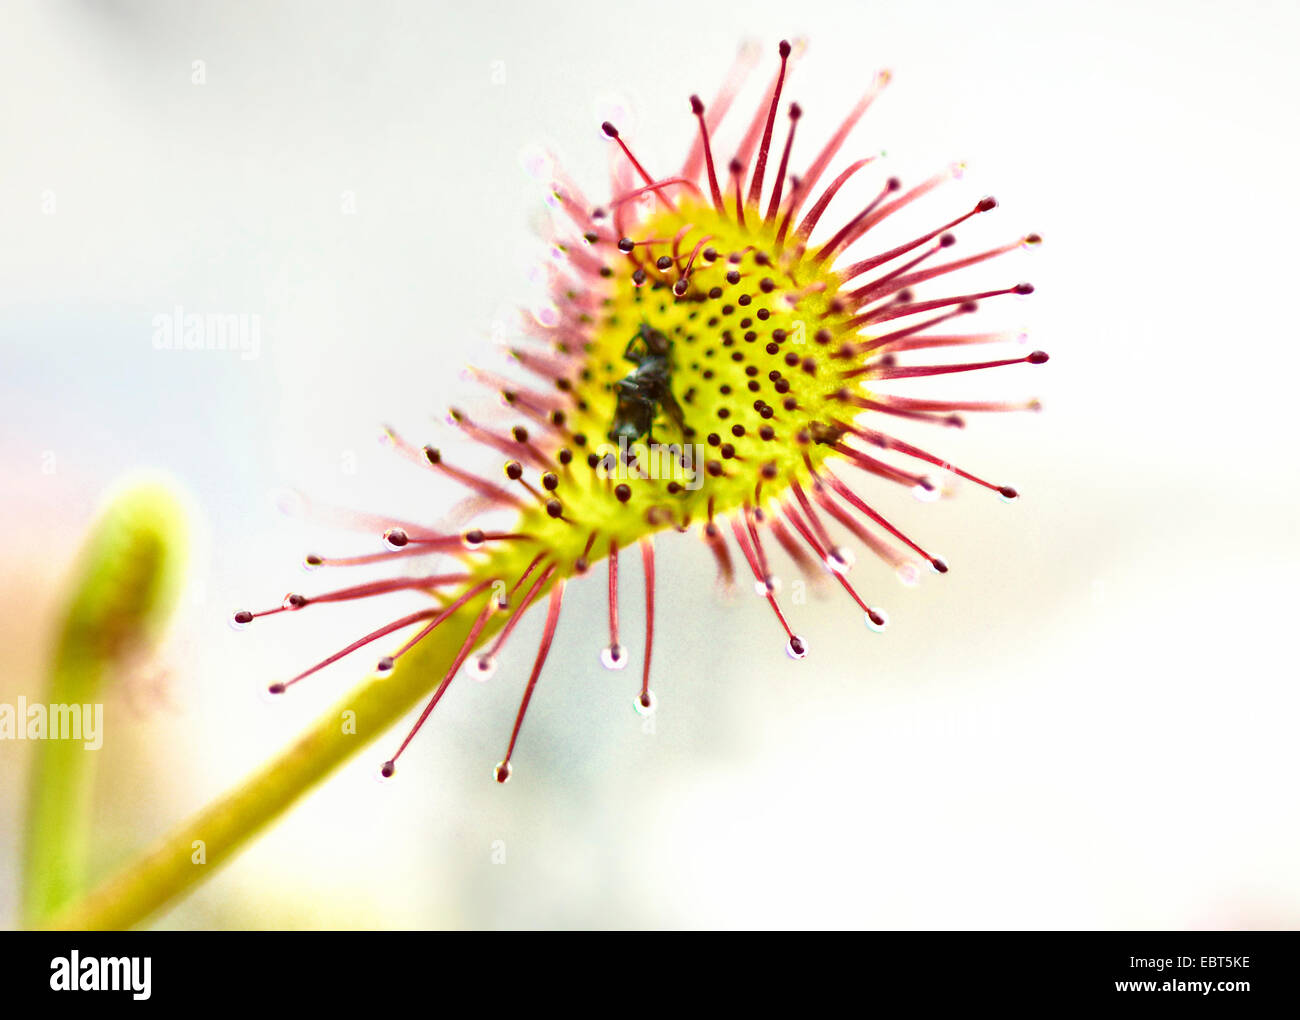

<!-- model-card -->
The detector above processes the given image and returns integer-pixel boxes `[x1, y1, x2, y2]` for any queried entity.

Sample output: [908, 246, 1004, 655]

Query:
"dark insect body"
[608, 323, 688, 445]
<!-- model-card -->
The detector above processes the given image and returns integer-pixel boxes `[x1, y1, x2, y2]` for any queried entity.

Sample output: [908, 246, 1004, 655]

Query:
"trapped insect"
[608, 323, 689, 446]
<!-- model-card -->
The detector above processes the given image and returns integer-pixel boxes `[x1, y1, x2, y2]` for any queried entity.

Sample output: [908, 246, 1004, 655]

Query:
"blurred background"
[2, 0, 1297, 929]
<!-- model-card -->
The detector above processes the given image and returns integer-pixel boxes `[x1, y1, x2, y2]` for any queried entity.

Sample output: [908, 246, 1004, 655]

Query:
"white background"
[1, 0, 1297, 928]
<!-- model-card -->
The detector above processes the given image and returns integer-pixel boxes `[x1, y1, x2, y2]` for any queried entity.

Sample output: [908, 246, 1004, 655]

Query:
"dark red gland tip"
[268, 682, 286, 695]
[601, 121, 619, 138]
[1028, 350, 1049, 364]
[381, 761, 395, 778]
[233, 610, 254, 624]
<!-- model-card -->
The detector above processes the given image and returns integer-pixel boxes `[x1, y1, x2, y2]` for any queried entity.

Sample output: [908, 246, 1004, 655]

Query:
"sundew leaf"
[21, 476, 188, 927]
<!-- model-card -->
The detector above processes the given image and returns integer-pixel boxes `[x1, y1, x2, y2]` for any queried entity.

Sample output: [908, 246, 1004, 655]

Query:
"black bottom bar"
[1, 931, 1292, 1008]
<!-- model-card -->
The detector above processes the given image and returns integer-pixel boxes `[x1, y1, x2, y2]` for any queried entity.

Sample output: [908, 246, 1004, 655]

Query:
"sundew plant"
[43, 40, 1046, 930]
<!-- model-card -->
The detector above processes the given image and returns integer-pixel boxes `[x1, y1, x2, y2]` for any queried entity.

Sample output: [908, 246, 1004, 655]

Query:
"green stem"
[22, 655, 104, 924]
[41, 599, 499, 931]
[23, 478, 187, 927]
